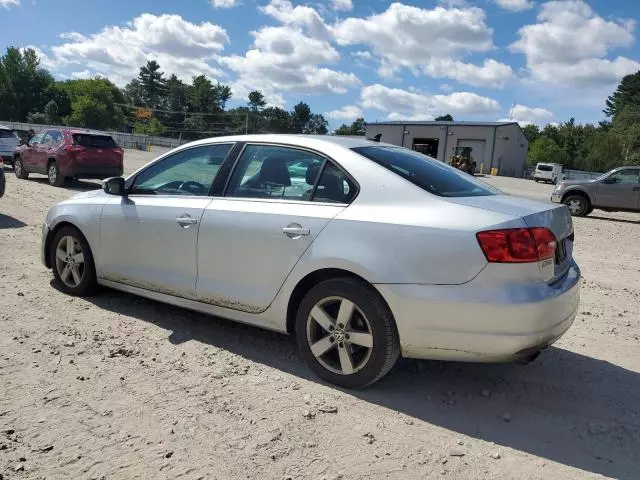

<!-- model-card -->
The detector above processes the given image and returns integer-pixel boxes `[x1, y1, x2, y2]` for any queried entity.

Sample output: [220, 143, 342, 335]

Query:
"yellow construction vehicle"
[450, 146, 476, 175]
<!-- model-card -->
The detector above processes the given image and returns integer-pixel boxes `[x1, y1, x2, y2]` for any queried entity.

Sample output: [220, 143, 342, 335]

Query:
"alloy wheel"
[55, 236, 85, 288]
[49, 164, 57, 184]
[566, 198, 583, 215]
[306, 296, 374, 375]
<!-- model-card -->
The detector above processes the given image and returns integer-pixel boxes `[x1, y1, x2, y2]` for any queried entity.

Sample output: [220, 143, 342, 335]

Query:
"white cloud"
[493, 0, 534, 12]
[361, 84, 501, 119]
[387, 111, 434, 121]
[332, 3, 513, 87]
[440, 83, 454, 92]
[500, 104, 554, 125]
[423, 58, 513, 88]
[0, 0, 19, 8]
[259, 0, 331, 40]
[332, 0, 353, 12]
[210, 0, 239, 7]
[325, 104, 363, 120]
[51, 14, 229, 85]
[351, 51, 373, 60]
[220, 26, 360, 100]
[511, 0, 640, 87]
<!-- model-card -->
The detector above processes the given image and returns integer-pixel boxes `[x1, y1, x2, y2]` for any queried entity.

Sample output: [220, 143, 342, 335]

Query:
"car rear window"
[72, 134, 117, 148]
[536, 165, 554, 171]
[0, 130, 18, 139]
[352, 146, 499, 198]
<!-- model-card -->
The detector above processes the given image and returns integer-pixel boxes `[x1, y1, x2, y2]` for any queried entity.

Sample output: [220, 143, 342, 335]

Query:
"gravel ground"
[1, 149, 639, 480]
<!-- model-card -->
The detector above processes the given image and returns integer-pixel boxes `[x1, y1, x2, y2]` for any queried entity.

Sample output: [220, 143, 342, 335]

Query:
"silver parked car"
[551, 166, 640, 216]
[42, 135, 581, 388]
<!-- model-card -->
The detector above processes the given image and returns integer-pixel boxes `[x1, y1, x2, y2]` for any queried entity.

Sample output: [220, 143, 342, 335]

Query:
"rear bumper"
[65, 165, 123, 179]
[376, 262, 581, 362]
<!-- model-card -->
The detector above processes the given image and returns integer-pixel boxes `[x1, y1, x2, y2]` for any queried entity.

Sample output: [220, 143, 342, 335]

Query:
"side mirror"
[18, 139, 25, 146]
[103, 177, 126, 196]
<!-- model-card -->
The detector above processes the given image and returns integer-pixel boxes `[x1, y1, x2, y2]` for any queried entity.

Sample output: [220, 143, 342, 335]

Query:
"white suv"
[533, 162, 565, 184]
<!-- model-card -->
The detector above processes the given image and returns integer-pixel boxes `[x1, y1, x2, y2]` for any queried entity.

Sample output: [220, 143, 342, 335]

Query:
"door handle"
[176, 215, 198, 227]
[282, 224, 310, 238]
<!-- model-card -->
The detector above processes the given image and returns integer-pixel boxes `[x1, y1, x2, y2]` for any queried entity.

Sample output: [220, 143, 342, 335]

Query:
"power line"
[115, 103, 250, 118]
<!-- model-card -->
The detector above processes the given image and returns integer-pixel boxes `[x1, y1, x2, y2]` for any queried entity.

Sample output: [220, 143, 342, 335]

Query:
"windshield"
[0, 129, 18, 139]
[352, 146, 500, 198]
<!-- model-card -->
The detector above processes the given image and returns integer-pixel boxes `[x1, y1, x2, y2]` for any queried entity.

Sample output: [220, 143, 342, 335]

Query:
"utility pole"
[179, 106, 188, 143]
[245, 113, 249, 135]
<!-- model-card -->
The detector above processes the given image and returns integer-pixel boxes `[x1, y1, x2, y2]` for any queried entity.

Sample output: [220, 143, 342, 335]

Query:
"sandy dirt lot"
[1, 149, 639, 480]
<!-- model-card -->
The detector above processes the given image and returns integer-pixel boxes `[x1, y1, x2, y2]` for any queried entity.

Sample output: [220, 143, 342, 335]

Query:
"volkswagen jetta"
[42, 135, 580, 388]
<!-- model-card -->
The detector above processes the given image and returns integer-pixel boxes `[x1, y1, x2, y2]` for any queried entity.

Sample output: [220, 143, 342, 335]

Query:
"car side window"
[607, 170, 640, 185]
[43, 130, 62, 146]
[313, 162, 357, 204]
[29, 132, 45, 146]
[226, 145, 327, 201]
[130, 144, 232, 196]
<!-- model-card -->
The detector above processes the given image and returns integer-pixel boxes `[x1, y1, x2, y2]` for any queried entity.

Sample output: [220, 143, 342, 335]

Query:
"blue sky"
[1, 0, 639, 128]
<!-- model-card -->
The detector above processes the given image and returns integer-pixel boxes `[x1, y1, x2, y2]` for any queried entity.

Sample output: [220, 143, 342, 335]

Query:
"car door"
[38, 130, 63, 174]
[98, 143, 234, 298]
[22, 132, 45, 170]
[196, 143, 358, 313]
[594, 169, 640, 210]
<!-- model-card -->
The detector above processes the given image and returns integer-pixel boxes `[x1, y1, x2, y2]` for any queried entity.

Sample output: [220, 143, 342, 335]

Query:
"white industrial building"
[365, 121, 529, 178]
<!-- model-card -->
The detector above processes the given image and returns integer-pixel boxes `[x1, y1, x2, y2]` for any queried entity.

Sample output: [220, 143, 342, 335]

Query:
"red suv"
[13, 129, 124, 186]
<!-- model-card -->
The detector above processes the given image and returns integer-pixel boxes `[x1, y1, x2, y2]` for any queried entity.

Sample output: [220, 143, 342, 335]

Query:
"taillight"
[476, 227, 556, 263]
[65, 145, 85, 153]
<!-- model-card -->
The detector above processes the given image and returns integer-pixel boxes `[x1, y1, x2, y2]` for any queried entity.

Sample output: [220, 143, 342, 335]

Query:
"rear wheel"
[14, 157, 28, 179]
[48, 161, 65, 187]
[295, 277, 400, 388]
[49, 225, 97, 296]
[564, 194, 589, 217]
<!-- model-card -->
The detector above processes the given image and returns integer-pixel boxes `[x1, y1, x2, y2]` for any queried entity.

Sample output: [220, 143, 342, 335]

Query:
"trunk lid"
[447, 194, 575, 282]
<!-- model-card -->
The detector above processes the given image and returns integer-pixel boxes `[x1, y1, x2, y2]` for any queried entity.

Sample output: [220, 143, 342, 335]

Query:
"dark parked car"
[551, 166, 640, 216]
[13, 129, 124, 186]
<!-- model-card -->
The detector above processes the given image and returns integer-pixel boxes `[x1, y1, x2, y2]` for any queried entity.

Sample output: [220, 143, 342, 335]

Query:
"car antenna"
[367, 133, 382, 142]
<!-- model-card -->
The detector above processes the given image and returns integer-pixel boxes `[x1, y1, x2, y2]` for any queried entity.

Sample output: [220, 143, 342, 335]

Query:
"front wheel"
[50, 225, 97, 296]
[564, 194, 589, 217]
[296, 278, 400, 388]
[14, 157, 28, 179]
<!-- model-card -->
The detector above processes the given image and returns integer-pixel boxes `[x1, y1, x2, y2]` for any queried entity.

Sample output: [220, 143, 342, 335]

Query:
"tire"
[48, 161, 65, 187]
[563, 194, 589, 217]
[49, 225, 97, 296]
[295, 277, 400, 389]
[14, 157, 28, 179]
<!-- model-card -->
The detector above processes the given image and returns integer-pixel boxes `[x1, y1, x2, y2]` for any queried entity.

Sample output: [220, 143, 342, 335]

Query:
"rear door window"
[72, 134, 117, 148]
[0, 130, 18, 139]
[352, 146, 499, 198]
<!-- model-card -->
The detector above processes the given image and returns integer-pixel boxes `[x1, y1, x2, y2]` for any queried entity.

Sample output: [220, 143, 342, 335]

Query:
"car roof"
[182, 134, 395, 150]
[0, 125, 12, 131]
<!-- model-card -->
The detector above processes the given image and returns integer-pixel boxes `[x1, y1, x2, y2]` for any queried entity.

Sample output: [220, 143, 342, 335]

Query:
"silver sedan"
[42, 135, 581, 388]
